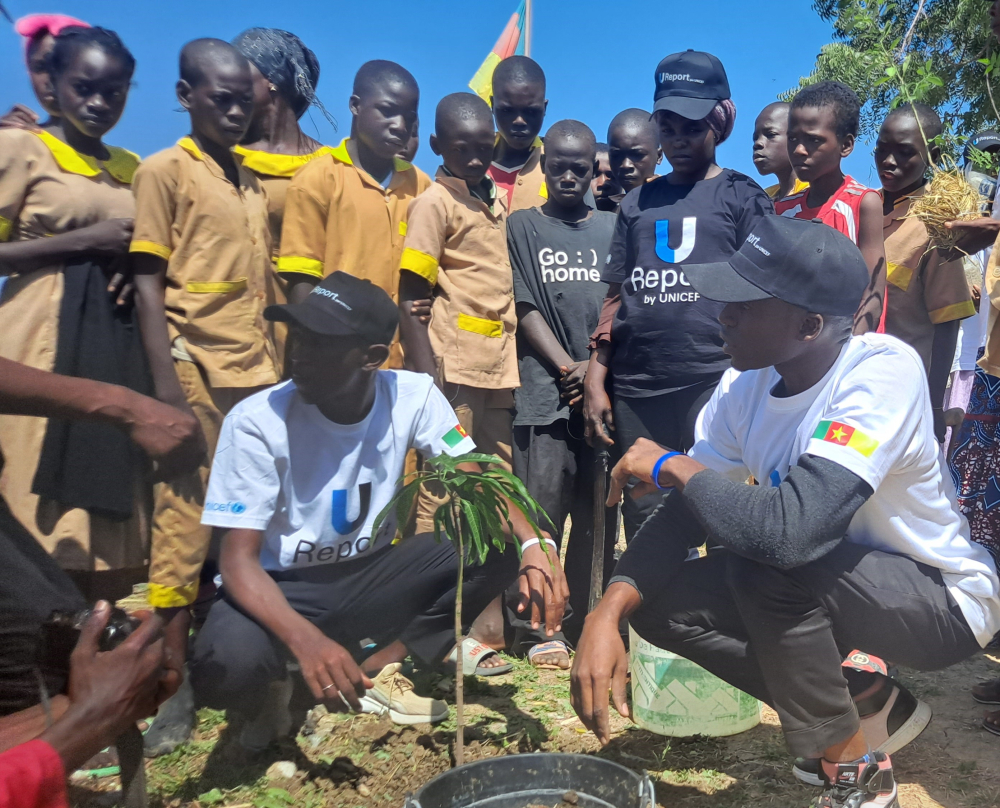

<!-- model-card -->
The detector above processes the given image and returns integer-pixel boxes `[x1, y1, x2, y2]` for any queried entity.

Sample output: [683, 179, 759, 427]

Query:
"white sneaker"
[358, 663, 449, 725]
[239, 677, 293, 752]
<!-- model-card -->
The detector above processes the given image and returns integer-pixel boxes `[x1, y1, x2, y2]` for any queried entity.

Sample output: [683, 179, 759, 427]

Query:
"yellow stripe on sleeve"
[400, 247, 439, 286]
[129, 240, 172, 260]
[886, 261, 914, 292]
[929, 299, 978, 324]
[0, 215, 12, 243]
[276, 256, 324, 278]
[147, 581, 200, 609]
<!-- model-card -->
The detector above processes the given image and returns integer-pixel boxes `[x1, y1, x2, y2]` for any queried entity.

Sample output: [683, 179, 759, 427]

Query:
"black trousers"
[628, 541, 981, 758]
[0, 497, 85, 715]
[507, 418, 617, 649]
[190, 533, 519, 715]
[612, 380, 718, 542]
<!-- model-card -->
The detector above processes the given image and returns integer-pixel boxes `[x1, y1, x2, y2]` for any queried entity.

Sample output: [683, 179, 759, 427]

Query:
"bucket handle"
[404, 794, 421, 808]
[638, 772, 655, 808]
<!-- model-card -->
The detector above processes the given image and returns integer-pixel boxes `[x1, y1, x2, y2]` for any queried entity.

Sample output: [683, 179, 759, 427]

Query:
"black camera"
[37, 607, 140, 677]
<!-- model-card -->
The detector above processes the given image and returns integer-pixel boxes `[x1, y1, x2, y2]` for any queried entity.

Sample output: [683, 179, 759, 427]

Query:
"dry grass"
[908, 170, 984, 249]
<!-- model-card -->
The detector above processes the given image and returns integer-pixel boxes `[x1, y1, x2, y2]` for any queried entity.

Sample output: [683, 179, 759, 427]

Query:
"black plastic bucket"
[404, 753, 654, 808]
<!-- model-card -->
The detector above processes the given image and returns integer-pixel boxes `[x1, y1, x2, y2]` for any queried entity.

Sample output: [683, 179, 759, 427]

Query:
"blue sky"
[0, 0, 878, 185]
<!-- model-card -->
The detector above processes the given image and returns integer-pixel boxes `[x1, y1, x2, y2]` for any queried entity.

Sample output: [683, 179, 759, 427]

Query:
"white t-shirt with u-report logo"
[201, 370, 476, 571]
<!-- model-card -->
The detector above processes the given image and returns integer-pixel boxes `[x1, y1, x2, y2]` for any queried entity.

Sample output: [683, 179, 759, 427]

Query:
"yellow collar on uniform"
[33, 129, 139, 184]
[177, 136, 207, 161]
[329, 138, 413, 173]
[233, 144, 335, 177]
[493, 134, 544, 149]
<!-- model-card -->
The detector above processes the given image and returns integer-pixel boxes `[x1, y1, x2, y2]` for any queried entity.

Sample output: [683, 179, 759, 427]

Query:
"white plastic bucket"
[629, 626, 761, 737]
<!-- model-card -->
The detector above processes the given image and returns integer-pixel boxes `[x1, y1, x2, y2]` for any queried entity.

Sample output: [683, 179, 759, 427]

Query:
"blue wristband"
[652, 451, 683, 490]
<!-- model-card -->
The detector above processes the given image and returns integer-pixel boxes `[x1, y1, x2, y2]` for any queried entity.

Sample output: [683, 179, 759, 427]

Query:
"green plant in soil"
[373, 451, 545, 767]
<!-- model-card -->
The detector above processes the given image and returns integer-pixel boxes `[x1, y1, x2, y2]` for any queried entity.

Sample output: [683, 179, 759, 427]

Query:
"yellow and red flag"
[812, 420, 879, 457]
[468, 1, 528, 103]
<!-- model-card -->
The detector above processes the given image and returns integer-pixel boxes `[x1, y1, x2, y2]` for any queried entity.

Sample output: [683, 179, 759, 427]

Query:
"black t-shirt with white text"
[509, 207, 614, 426]
[603, 169, 773, 397]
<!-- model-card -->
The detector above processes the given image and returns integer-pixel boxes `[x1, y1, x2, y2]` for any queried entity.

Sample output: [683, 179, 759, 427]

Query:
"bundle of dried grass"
[908, 169, 984, 249]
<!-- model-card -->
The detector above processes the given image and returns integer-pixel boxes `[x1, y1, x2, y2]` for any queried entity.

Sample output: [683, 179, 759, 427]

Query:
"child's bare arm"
[132, 253, 189, 411]
[929, 319, 960, 440]
[853, 192, 888, 335]
[398, 270, 438, 379]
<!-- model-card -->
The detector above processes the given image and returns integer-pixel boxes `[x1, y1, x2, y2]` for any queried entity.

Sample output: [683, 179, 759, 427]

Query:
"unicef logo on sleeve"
[205, 501, 247, 514]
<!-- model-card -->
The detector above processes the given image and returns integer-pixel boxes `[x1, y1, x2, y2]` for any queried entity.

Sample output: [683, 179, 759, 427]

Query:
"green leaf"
[198, 789, 224, 805]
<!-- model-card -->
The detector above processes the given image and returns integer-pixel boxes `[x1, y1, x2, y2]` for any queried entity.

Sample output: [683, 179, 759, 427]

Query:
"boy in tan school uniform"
[131, 39, 279, 615]
[398, 92, 518, 663]
[278, 61, 430, 366]
[488, 56, 548, 213]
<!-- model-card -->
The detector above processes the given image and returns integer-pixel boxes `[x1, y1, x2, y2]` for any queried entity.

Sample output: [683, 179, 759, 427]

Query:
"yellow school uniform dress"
[234, 144, 334, 362]
[130, 137, 280, 608]
[277, 138, 432, 367]
[0, 128, 147, 579]
[883, 188, 976, 370]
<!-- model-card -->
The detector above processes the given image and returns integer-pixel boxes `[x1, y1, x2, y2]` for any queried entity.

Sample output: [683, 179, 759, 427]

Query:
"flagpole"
[525, 0, 532, 57]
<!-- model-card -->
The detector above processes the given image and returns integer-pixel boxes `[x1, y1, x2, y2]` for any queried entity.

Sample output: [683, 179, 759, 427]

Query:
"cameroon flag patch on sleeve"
[443, 424, 470, 449]
[812, 420, 879, 457]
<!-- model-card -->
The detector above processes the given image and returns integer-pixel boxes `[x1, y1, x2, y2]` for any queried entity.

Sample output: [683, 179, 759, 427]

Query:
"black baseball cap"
[265, 271, 399, 345]
[682, 215, 869, 316]
[652, 50, 731, 120]
[965, 129, 1000, 160]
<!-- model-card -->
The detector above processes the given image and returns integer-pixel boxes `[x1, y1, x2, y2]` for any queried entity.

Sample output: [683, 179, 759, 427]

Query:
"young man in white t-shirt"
[189, 272, 567, 748]
[570, 216, 1000, 808]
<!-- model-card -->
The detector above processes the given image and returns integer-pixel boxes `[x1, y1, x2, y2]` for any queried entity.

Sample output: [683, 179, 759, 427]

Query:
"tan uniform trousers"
[147, 359, 266, 608]
[415, 385, 514, 534]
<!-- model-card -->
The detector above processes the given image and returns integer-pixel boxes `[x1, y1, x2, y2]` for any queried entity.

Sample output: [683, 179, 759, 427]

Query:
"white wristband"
[521, 537, 558, 553]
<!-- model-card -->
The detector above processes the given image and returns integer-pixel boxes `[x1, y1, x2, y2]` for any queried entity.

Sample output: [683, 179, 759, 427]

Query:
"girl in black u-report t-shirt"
[583, 52, 773, 541]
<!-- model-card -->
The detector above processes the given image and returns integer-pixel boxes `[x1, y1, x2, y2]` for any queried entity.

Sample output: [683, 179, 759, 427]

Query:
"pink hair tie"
[14, 13, 91, 61]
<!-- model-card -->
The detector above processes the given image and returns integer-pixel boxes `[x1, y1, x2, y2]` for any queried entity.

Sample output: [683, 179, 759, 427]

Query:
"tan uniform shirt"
[883, 188, 976, 370]
[130, 138, 279, 388]
[0, 129, 146, 567]
[234, 144, 335, 260]
[400, 169, 519, 389]
[490, 137, 547, 213]
[234, 145, 335, 364]
[277, 138, 431, 294]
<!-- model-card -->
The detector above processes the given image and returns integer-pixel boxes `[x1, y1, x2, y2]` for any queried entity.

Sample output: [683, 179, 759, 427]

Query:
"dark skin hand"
[39, 603, 177, 773]
[583, 321, 617, 447]
[571, 439, 706, 745]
